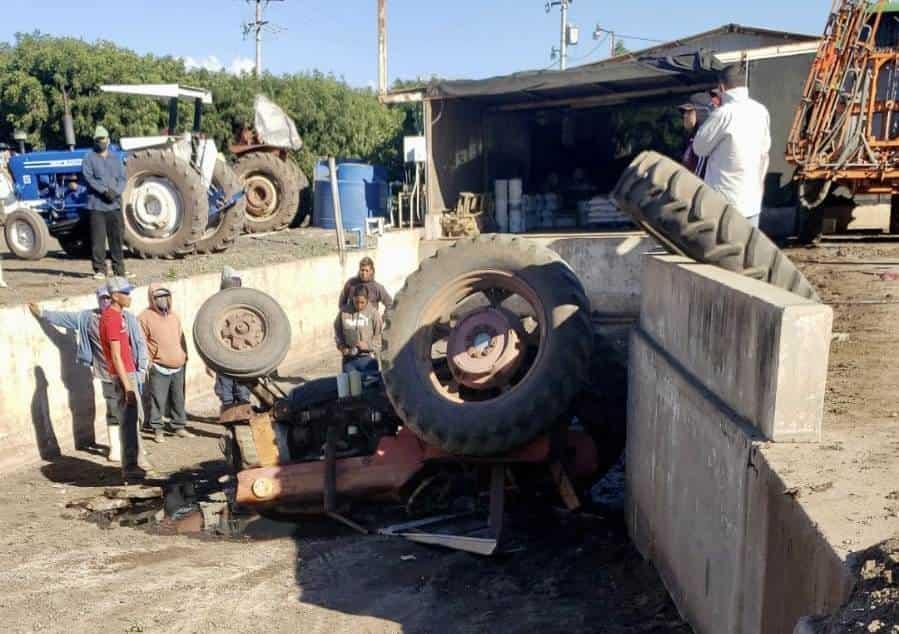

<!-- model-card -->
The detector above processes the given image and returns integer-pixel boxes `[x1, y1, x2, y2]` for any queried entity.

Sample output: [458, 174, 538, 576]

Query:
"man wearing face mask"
[28, 287, 149, 462]
[138, 282, 189, 444]
[82, 125, 131, 281]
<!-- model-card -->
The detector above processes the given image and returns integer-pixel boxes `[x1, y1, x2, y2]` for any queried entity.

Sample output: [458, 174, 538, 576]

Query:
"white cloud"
[182, 55, 256, 76]
[228, 57, 255, 76]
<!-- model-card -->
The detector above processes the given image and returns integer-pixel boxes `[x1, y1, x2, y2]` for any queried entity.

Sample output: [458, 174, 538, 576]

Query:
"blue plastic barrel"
[313, 160, 389, 230]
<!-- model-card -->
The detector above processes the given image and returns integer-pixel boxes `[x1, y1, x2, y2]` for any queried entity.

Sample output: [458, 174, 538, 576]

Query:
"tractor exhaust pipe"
[62, 89, 76, 151]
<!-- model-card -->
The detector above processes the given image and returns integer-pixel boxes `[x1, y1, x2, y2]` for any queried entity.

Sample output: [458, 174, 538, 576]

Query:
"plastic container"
[313, 160, 389, 230]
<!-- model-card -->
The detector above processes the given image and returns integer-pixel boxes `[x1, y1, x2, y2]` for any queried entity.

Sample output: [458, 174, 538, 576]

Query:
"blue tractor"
[0, 84, 245, 260]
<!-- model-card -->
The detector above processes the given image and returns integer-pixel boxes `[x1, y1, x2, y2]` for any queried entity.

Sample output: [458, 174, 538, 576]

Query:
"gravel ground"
[0, 227, 337, 306]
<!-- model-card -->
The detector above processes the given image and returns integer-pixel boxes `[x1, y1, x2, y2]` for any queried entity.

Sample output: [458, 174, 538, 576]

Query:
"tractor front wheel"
[4, 208, 50, 260]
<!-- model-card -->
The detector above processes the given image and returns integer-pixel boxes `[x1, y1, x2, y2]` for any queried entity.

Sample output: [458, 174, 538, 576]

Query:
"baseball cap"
[95, 286, 111, 299]
[93, 125, 110, 139]
[677, 92, 713, 112]
[106, 276, 134, 295]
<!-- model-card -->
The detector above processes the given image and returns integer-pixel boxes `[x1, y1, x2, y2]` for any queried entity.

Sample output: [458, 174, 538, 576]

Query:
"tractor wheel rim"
[9, 219, 36, 252]
[418, 270, 546, 404]
[245, 175, 278, 219]
[128, 177, 183, 238]
[446, 307, 524, 389]
[216, 305, 267, 352]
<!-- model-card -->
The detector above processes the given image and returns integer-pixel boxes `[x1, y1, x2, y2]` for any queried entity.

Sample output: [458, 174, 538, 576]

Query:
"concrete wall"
[421, 231, 659, 319]
[627, 255, 842, 633]
[1, 230, 422, 473]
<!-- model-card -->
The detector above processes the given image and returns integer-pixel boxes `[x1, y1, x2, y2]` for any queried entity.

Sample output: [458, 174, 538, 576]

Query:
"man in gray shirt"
[82, 125, 131, 280]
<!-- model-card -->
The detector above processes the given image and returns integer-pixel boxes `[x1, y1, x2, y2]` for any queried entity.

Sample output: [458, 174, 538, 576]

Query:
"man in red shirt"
[99, 276, 148, 480]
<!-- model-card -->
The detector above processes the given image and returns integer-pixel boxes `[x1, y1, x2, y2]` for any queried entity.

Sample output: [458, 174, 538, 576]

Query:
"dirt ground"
[0, 364, 688, 634]
[0, 227, 337, 306]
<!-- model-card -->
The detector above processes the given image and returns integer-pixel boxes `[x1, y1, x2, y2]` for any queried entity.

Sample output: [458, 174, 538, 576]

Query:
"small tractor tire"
[122, 149, 207, 258]
[612, 151, 820, 302]
[195, 160, 246, 254]
[193, 287, 292, 380]
[232, 152, 301, 234]
[381, 234, 593, 456]
[4, 207, 50, 260]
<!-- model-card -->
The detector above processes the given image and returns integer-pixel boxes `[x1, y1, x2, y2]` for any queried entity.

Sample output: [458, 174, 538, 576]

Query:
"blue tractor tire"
[4, 207, 50, 260]
[122, 149, 207, 258]
[196, 160, 246, 254]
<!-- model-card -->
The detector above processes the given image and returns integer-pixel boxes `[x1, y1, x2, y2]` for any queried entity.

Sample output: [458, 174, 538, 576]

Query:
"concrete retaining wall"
[627, 255, 843, 633]
[1, 230, 422, 473]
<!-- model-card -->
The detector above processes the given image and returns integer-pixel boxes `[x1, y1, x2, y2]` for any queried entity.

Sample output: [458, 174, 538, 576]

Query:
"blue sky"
[1, 1, 830, 86]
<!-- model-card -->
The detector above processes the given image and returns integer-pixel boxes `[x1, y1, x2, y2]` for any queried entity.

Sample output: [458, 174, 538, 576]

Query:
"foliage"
[613, 41, 630, 56]
[0, 33, 406, 178]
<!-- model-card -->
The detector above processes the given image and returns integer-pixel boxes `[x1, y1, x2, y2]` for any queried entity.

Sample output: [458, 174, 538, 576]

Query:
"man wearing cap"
[693, 64, 772, 229]
[139, 282, 190, 444]
[28, 287, 148, 462]
[82, 125, 131, 281]
[99, 277, 149, 480]
[677, 93, 713, 176]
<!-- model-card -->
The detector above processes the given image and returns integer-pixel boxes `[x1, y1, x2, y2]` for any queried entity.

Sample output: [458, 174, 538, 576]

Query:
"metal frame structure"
[786, 0, 899, 204]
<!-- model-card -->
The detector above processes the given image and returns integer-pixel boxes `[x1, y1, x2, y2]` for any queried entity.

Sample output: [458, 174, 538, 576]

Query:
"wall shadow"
[33, 318, 97, 451]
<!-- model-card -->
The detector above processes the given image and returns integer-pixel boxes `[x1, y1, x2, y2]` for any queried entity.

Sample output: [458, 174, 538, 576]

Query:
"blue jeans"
[214, 374, 251, 406]
[342, 355, 379, 376]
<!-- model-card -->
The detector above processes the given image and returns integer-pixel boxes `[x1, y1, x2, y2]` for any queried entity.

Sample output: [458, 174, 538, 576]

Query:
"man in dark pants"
[338, 257, 392, 311]
[82, 125, 132, 281]
[211, 266, 252, 410]
[335, 285, 382, 376]
[139, 282, 190, 444]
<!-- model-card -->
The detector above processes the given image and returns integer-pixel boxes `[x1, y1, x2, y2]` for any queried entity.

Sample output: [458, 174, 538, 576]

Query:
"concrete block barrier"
[627, 256, 843, 633]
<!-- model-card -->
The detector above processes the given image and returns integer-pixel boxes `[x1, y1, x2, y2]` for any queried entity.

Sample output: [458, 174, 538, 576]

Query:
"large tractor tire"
[195, 160, 246, 254]
[232, 152, 301, 234]
[4, 207, 50, 260]
[193, 287, 292, 380]
[612, 151, 820, 303]
[381, 235, 593, 456]
[122, 149, 207, 258]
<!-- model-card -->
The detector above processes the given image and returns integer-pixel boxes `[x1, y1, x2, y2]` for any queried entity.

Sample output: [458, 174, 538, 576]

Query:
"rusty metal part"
[787, 1, 899, 205]
[446, 307, 524, 389]
[218, 307, 266, 351]
[244, 175, 278, 218]
[421, 271, 545, 402]
[219, 403, 254, 424]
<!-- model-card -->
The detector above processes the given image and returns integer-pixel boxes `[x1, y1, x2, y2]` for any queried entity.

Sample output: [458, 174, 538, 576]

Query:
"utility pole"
[547, 1, 576, 71]
[244, 0, 285, 79]
[378, 0, 388, 95]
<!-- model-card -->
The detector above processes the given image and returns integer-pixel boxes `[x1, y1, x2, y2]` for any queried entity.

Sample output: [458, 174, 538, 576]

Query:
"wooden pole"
[329, 157, 347, 265]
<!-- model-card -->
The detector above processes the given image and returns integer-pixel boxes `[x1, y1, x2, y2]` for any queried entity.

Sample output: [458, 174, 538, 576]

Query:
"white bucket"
[494, 180, 509, 232]
[508, 178, 523, 205]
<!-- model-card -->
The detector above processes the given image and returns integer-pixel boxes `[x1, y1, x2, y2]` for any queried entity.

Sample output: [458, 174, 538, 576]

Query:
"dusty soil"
[0, 365, 688, 634]
[0, 227, 336, 306]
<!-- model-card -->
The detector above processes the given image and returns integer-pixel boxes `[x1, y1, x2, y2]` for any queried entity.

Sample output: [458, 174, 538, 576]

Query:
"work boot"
[107, 426, 121, 463]
[174, 428, 194, 439]
[153, 430, 165, 444]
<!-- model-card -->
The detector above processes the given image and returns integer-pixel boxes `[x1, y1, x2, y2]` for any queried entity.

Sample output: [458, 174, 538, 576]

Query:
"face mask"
[96, 140, 109, 152]
[154, 296, 171, 313]
[98, 297, 112, 311]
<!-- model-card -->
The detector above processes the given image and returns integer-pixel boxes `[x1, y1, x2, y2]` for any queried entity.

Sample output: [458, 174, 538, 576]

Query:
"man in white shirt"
[692, 64, 771, 229]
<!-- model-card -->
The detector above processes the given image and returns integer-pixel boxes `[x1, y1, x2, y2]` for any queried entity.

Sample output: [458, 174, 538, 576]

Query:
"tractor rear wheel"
[122, 149, 207, 258]
[381, 235, 593, 456]
[195, 160, 246, 254]
[232, 152, 301, 234]
[4, 207, 50, 260]
[612, 151, 820, 302]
